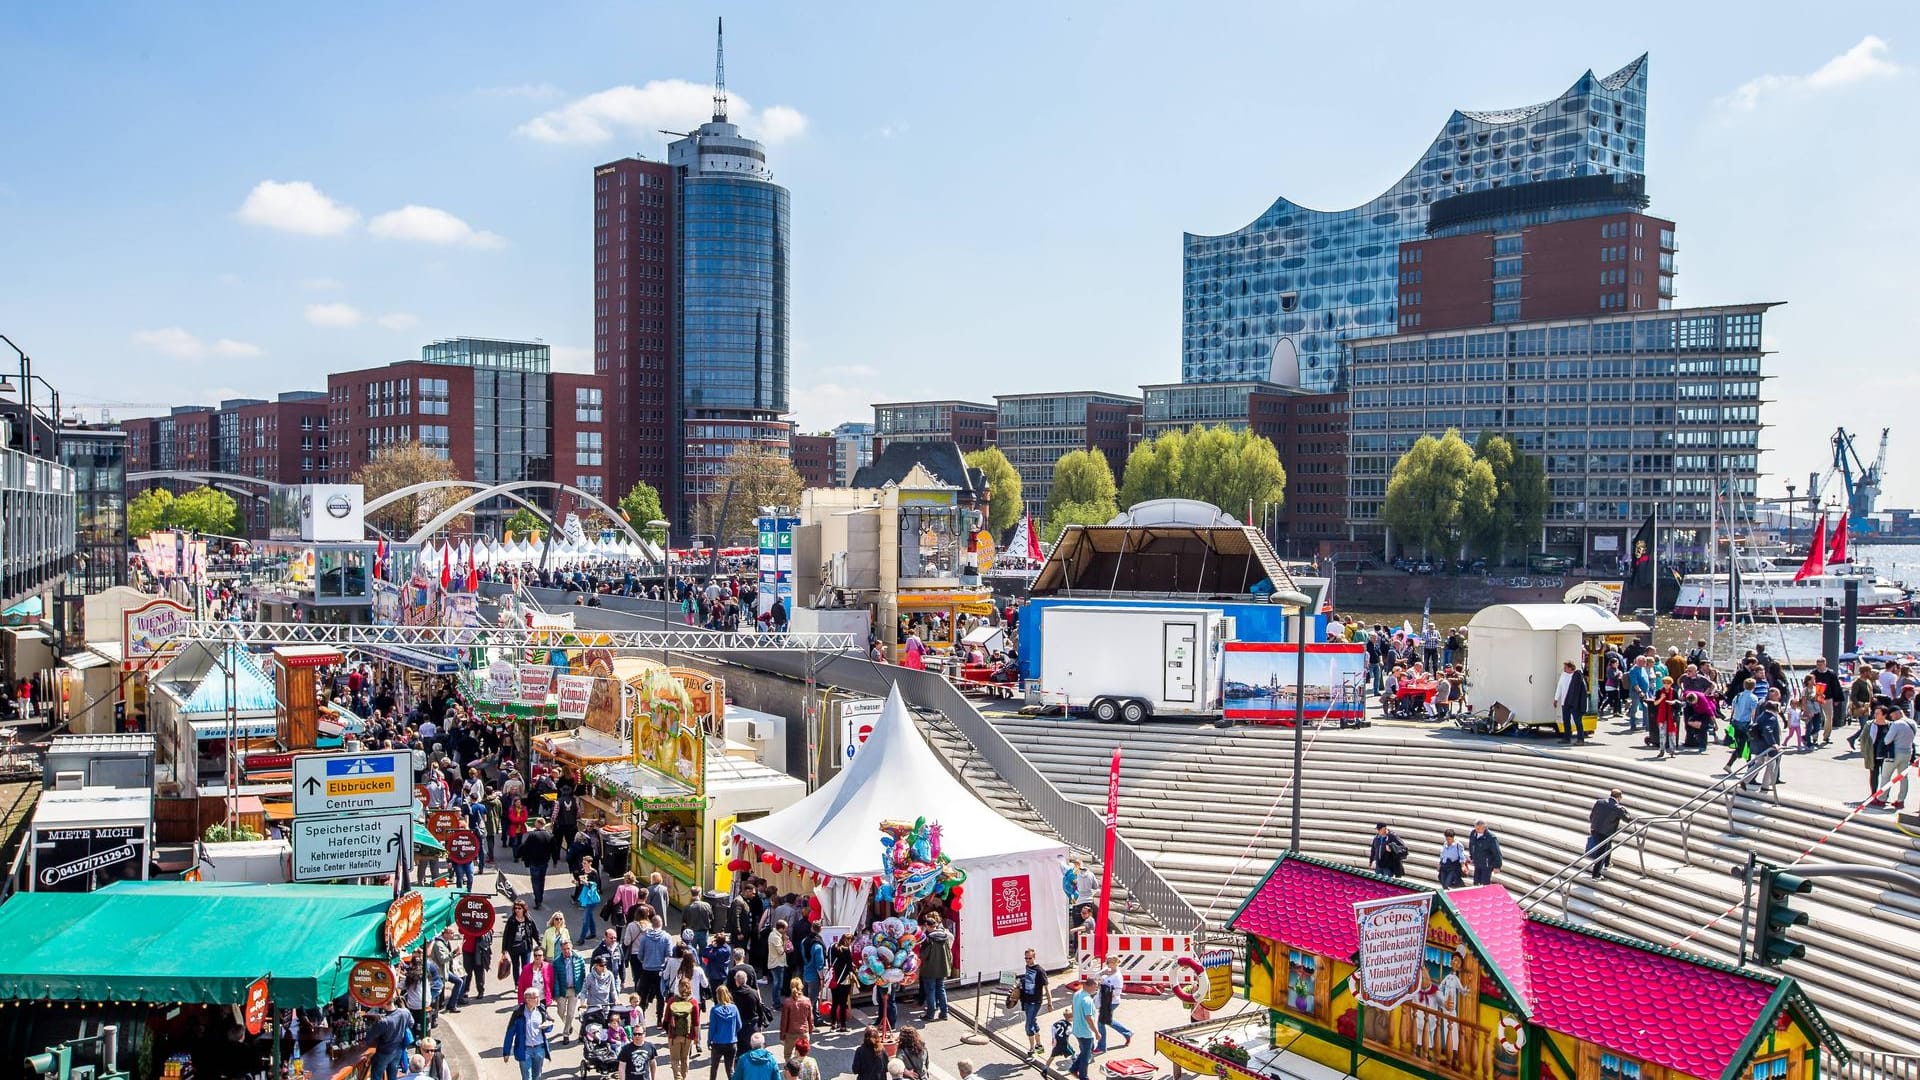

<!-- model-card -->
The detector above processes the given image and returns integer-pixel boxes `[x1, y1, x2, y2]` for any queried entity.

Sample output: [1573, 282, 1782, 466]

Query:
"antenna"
[712, 16, 728, 123]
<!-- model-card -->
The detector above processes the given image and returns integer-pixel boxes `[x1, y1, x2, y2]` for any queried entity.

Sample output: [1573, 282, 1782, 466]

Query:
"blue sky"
[3, 3, 1916, 505]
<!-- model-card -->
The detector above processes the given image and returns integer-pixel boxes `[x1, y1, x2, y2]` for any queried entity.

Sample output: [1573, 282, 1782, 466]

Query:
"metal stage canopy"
[179, 621, 859, 654]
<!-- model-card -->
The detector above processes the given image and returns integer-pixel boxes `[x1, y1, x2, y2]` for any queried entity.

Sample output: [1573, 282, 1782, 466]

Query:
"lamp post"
[1784, 484, 1797, 550]
[1271, 587, 1315, 852]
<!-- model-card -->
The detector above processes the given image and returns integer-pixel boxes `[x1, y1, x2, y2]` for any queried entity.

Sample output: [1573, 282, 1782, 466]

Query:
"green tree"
[692, 446, 805, 542]
[1185, 425, 1287, 521]
[1046, 449, 1118, 523]
[1118, 428, 1186, 508]
[504, 508, 547, 540]
[964, 448, 1022, 536]
[1380, 429, 1495, 557]
[1043, 501, 1116, 545]
[617, 481, 668, 542]
[1471, 432, 1548, 564]
[168, 486, 240, 536]
[128, 488, 174, 537]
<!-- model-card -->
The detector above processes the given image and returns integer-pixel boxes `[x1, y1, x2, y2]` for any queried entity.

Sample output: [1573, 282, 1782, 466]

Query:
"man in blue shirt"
[1627, 655, 1659, 734]
[367, 1002, 412, 1080]
[1727, 680, 1764, 771]
[1068, 977, 1099, 1080]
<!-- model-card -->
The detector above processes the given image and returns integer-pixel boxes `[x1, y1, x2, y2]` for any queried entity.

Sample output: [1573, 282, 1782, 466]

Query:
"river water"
[1347, 543, 1920, 664]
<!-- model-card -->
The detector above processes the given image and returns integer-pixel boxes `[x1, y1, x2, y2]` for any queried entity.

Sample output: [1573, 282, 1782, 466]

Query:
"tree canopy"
[1118, 424, 1287, 520]
[503, 508, 547, 541]
[617, 481, 668, 542]
[355, 443, 461, 537]
[1043, 449, 1119, 544]
[965, 447, 1022, 535]
[692, 446, 805, 542]
[1380, 429, 1496, 557]
[127, 486, 240, 537]
[1471, 432, 1549, 563]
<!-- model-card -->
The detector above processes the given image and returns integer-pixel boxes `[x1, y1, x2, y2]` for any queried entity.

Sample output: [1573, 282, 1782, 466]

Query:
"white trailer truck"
[1031, 605, 1232, 722]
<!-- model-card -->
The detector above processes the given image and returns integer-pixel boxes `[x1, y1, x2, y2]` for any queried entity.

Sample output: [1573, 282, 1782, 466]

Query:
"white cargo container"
[1031, 605, 1232, 722]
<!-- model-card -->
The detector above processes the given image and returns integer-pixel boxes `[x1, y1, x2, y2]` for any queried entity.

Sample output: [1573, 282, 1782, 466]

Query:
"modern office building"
[1138, 381, 1350, 555]
[994, 391, 1142, 511]
[829, 421, 874, 487]
[1183, 55, 1648, 392]
[0, 367, 78, 615]
[60, 422, 129, 592]
[791, 433, 836, 489]
[1345, 303, 1772, 563]
[225, 392, 330, 535]
[872, 401, 996, 458]
[596, 22, 792, 530]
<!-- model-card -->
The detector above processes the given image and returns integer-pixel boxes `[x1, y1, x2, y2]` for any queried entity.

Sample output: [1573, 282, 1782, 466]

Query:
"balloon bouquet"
[854, 817, 967, 988]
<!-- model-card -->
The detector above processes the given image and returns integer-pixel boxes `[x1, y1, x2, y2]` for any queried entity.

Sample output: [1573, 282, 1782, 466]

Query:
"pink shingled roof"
[1444, 885, 1534, 1012]
[1231, 857, 1416, 959]
[1522, 919, 1777, 1080]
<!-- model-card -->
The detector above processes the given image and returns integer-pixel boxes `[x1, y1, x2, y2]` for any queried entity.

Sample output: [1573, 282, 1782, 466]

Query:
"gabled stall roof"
[153, 643, 278, 718]
[1031, 524, 1296, 598]
[1465, 603, 1649, 635]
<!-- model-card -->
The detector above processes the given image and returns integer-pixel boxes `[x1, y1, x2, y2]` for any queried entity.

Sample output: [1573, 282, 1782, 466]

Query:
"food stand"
[1463, 604, 1649, 734]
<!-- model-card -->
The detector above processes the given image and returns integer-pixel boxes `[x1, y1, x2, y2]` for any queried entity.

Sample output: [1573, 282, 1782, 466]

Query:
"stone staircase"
[981, 717, 1920, 1056]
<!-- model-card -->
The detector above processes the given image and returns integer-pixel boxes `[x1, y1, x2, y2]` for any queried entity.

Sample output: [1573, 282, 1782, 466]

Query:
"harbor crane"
[1829, 426, 1889, 534]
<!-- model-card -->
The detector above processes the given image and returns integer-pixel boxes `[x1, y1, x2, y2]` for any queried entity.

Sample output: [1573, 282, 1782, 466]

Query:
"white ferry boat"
[1671, 557, 1910, 618]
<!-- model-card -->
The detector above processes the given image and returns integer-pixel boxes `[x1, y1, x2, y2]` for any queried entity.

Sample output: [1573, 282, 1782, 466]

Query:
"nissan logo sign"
[325, 494, 354, 519]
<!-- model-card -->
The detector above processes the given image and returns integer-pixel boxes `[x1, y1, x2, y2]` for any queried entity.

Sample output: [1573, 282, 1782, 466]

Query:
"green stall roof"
[0, 881, 459, 1008]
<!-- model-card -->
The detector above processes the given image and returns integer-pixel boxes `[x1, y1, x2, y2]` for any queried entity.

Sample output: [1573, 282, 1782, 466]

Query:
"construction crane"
[59, 401, 173, 424]
[1829, 427, 1889, 534]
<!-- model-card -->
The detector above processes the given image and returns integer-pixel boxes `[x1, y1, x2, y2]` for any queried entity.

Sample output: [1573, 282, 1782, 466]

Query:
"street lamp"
[646, 519, 672, 599]
[1270, 587, 1315, 852]
[1785, 484, 1797, 550]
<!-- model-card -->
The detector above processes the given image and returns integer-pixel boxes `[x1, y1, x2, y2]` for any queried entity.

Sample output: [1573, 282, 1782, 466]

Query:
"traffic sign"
[291, 751, 413, 818]
[446, 829, 481, 866]
[290, 810, 412, 882]
[425, 809, 463, 841]
[454, 893, 496, 935]
[348, 960, 396, 1008]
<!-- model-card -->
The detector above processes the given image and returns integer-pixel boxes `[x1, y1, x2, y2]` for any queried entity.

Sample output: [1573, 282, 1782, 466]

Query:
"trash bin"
[602, 833, 631, 878]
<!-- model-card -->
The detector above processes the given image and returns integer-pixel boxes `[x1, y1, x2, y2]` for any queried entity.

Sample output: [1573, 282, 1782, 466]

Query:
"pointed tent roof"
[730, 686, 1065, 877]
[154, 642, 279, 718]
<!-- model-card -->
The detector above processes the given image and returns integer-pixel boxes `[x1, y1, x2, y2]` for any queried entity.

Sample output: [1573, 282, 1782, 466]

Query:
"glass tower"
[1182, 55, 1647, 392]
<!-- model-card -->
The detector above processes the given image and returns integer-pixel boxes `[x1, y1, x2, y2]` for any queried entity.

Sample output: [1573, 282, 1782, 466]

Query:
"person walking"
[786, 1038, 821, 1080]
[851, 1027, 889, 1080]
[1810, 657, 1843, 746]
[1848, 666, 1877, 750]
[778, 977, 814, 1059]
[1067, 977, 1099, 1080]
[575, 855, 605, 944]
[765, 919, 792, 1008]
[733, 1033, 782, 1080]
[1368, 823, 1407, 877]
[1556, 660, 1588, 743]
[1586, 789, 1629, 880]
[707, 985, 743, 1080]
[583, 954, 620, 1017]
[664, 978, 703, 1080]
[1436, 831, 1466, 888]
[828, 933, 857, 1032]
[1627, 655, 1658, 733]
[894, 1026, 929, 1079]
[1467, 821, 1502, 886]
[1870, 703, 1916, 810]
[517, 947, 556, 1011]
[648, 872, 670, 922]
[1016, 947, 1051, 1056]
[520, 819, 556, 908]
[503, 900, 538, 983]
[916, 913, 954, 1021]
[501, 988, 557, 1080]
[1746, 689, 1784, 793]
[1725, 680, 1762, 772]
[684, 891, 716, 948]
[635, 916, 675, 1022]
[552, 938, 586, 1041]
[800, 929, 827, 1006]
[1094, 956, 1133, 1052]
[1651, 678, 1679, 758]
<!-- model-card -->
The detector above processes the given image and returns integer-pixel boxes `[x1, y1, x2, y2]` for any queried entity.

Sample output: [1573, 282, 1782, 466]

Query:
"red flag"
[1828, 514, 1849, 565]
[1095, 747, 1120, 960]
[1026, 513, 1043, 562]
[439, 542, 452, 590]
[466, 544, 480, 592]
[374, 539, 388, 579]
[1793, 516, 1828, 582]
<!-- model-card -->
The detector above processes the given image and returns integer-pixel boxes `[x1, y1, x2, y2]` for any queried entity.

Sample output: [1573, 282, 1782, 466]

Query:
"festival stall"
[1463, 604, 1649, 733]
[1155, 852, 1847, 1080]
[0, 881, 459, 1077]
[730, 687, 1071, 979]
[532, 655, 801, 904]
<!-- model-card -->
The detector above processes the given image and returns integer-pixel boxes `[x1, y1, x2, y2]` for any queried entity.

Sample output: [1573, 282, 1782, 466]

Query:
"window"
[1492, 302, 1522, 323]
[575, 431, 604, 466]
[1599, 1053, 1646, 1080]
[1493, 235, 1522, 256]
[1493, 281, 1523, 300]
[1493, 257, 1524, 277]
[1284, 949, 1321, 1017]
[575, 386, 604, 423]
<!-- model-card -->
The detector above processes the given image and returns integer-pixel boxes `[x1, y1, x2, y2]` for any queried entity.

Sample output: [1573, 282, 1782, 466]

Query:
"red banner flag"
[1793, 516, 1828, 583]
[1026, 513, 1043, 563]
[1095, 747, 1120, 960]
[1828, 514, 1849, 566]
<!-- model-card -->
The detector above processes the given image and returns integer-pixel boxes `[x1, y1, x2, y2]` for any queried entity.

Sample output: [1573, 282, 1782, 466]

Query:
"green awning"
[413, 821, 446, 853]
[0, 881, 460, 1008]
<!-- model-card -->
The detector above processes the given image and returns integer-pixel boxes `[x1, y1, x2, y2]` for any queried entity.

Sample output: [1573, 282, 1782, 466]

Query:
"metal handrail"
[1518, 746, 1782, 914]
[1826, 1052, 1920, 1080]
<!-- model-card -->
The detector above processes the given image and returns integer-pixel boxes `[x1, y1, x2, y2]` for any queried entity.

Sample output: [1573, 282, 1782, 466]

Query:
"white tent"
[732, 686, 1071, 975]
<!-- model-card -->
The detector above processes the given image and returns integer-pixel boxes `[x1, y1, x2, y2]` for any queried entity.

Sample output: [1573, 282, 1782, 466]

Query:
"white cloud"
[131, 327, 263, 359]
[515, 79, 808, 145]
[788, 382, 871, 430]
[1722, 36, 1903, 110]
[303, 276, 345, 291]
[236, 180, 359, 236]
[367, 205, 505, 249]
[377, 312, 420, 331]
[550, 345, 594, 373]
[305, 302, 363, 328]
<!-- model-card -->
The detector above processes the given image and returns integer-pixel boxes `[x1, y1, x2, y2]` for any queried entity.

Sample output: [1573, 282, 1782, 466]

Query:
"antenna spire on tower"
[712, 16, 728, 123]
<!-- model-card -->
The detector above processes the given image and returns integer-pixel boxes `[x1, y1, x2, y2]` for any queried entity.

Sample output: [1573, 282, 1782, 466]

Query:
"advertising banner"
[516, 665, 555, 708]
[122, 597, 191, 663]
[556, 674, 594, 720]
[484, 661, 515, 702]
[991, 874, 1034, 936]
[1352, 893, 1434, 1010]
[1222, 642, 1368, 724]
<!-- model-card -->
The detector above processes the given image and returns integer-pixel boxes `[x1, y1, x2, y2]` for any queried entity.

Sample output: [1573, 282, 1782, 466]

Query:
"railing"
[1518, 746, 1781, 915]
[1828, 1052, 1920, 1080]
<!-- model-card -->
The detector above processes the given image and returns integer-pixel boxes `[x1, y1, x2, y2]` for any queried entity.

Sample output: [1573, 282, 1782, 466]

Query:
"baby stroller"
[580, 1007, 630, 1077]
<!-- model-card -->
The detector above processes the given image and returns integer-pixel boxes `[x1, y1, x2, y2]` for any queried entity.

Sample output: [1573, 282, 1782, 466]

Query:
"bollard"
[1843, 578, 1860, 651]
[1821, 602, 1841, 666]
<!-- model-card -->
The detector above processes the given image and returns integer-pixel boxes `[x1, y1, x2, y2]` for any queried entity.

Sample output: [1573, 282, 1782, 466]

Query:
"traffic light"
[1755, 864, 1813, 966]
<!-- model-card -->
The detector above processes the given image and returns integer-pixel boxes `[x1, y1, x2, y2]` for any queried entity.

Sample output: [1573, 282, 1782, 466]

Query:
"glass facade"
[1183, 56, 1648, 391]
[421, 337, 551, 372]
[679, 175, 790, 415]
[62, 429, 127, 592]
[1345, 305, 1770, 548]
[1142, 382, 1270, 437]
[995, 392, 1141, 510]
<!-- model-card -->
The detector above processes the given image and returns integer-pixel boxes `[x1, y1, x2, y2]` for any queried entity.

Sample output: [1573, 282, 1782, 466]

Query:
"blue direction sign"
[292, 751, 413, 817]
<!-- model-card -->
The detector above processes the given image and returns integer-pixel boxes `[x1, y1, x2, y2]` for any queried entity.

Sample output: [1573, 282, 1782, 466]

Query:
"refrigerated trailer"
[1029, 605, 1232, 722]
